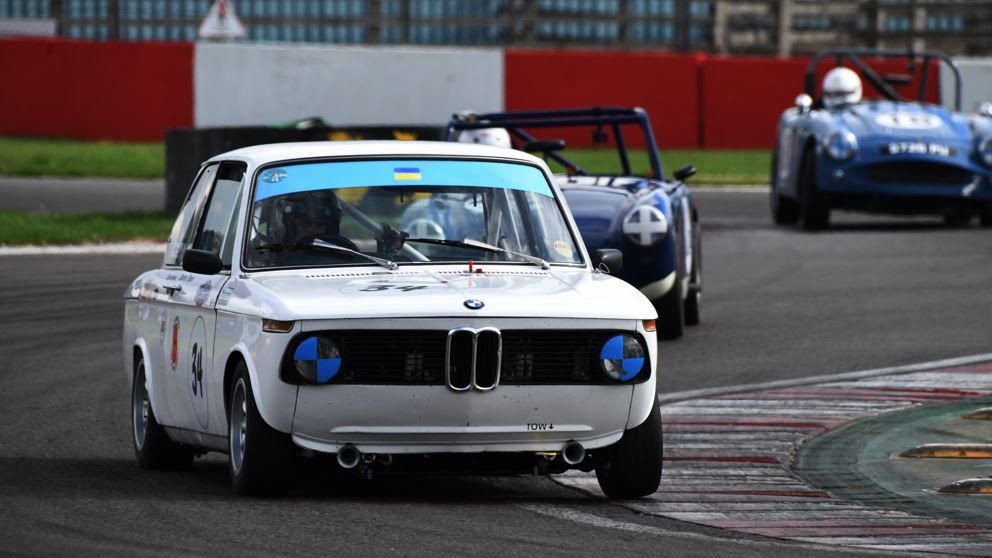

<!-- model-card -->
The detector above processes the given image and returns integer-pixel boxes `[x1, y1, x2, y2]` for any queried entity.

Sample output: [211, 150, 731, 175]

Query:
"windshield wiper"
[253, 240, 398, 270]
[405, 237, 550, 270]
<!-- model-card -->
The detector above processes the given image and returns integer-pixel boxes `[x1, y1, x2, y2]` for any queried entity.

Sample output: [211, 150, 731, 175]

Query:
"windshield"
[243, 159, 583, 269]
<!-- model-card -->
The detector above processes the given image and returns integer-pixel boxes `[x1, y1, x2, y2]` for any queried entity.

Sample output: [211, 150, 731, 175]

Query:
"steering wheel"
[406, 218, 445, 240]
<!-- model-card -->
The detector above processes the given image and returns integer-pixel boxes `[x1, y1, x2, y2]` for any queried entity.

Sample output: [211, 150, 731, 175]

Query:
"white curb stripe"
[659, 353, 992, 403]
[0, 242, 166, 256]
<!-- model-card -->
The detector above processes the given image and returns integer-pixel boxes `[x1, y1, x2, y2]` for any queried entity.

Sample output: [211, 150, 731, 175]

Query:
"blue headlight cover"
[979, 137, 992, 167]
[599, 334, 646, 381]
[293, 335, 341, 383]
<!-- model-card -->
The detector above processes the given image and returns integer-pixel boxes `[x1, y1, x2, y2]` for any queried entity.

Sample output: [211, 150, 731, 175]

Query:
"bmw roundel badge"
[464, 299, 484, 310]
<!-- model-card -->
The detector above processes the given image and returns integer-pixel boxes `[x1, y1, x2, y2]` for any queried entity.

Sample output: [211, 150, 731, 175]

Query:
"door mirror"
[795, 93, 813, 114]
[673, 165, 696, 182]
[592, 249, 623, 275]
[182, 249, 223, 275]
[979, 101, 992, 118]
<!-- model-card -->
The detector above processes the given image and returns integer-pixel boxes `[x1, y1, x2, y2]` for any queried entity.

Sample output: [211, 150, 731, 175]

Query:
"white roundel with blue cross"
[599, 334, 646, 381]
[293, 336, 342, 384]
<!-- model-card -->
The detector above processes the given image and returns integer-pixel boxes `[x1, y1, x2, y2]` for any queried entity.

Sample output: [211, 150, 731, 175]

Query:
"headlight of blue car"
[979, 137, 992, 167]
[622, 205, 668, 246]
[824, 131, 858, 160]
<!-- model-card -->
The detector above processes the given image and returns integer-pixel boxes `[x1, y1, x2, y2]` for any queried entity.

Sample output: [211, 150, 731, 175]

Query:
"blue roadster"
[441, 107, 701, 339]
[772, 48, 992, 229]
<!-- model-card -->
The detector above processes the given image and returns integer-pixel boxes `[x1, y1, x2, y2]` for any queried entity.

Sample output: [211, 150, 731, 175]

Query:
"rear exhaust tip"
[561, 440, 585, 466]
[337, 444, 361, 469]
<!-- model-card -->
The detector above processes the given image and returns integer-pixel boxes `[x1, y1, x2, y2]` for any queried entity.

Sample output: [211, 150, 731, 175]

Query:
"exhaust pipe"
[561, 440, 585, 466]
[337, 444, 361, 469]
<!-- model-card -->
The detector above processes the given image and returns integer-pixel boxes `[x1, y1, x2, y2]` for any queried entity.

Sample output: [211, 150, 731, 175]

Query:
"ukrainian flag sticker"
[393, 167, 422, 181]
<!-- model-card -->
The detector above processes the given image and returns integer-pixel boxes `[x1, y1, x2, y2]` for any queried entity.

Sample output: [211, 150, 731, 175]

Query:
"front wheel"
[654, 277, 684, 340]
[798, 148, 830, 230]
[770, 149, 799, 225]
[229, 362, 295, 496]
[595, 400, 663, 499]
[132, 357, 193, 470]
[980, 203, 992, 228]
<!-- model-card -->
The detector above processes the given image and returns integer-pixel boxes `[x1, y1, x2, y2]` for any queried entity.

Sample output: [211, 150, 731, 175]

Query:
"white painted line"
[517, 504, 899, 556]
[659, 353, 992, 403]
[0, 242, 165, 256]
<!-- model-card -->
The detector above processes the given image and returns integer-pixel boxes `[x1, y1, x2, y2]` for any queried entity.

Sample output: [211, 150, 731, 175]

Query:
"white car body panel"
[123, 141, 658, 457]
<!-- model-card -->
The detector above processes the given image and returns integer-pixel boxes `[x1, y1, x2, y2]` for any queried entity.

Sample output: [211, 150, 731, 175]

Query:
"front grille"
[866, 162, 974, 186]
[446, 330, 474, 390]
[501, 330, 630, 384]
[330, 331, 446, 384]
[285, 329, 646, 385]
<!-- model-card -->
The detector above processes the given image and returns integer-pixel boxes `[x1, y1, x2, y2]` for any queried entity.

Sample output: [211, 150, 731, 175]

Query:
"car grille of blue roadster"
[865, 162, 974, 186]
[280, 330, 648, 386]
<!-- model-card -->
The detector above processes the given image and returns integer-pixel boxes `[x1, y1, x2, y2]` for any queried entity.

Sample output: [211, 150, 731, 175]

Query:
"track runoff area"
[4, 188, 992, 556]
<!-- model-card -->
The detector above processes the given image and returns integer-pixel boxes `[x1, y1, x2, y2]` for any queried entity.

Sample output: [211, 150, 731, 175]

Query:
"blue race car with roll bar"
[772, 47, 992, 230]
[442, 107, 701, 340]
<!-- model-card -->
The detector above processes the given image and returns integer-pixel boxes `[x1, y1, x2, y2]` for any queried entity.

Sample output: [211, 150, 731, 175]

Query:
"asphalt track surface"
[1, 190, 990, 557]
[0, 176, 164, 213]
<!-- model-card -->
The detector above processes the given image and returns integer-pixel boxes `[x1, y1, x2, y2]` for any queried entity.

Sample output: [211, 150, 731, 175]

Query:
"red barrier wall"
[699, 56, 943, 149]
[0, 38, 193, 141]
[505, 49, 701, 149]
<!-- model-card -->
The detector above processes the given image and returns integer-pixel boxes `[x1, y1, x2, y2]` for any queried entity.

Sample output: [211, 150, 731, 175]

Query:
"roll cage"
[444, 107, 665, 180]
[804, 48, 962, 111]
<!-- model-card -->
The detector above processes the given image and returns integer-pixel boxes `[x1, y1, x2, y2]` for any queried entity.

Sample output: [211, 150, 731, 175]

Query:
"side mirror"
[795, 93, 813, 114]
[979, 102, 992, 118]
[673, 165, 696, 182]
[182, 249, 223, 275]
[592, 249, 623, 275]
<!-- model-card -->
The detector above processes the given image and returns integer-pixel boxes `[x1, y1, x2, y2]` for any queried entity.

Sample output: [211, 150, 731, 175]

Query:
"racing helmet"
[822, 67, 862, 108]
[457, 128, 512, 149]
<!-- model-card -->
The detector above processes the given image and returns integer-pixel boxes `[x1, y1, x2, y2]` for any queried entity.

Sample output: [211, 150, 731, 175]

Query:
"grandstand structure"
[0, 0, 990, 55]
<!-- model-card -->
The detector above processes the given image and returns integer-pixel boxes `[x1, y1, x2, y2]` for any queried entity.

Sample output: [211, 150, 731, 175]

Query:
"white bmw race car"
[123, 141, 661, 497]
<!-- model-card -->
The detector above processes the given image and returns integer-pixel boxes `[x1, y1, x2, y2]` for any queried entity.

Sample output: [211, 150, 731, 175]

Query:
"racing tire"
[595, 400, 663, 499]
[943, 209, 973, 228]
[980, 204, 992, 228]
[228, 362, 295, 496]
[684, 230, 702, 327]
[132, 357, 194, 470]
[797, 148, 830, 231]
[770, 150, 800, 225]
[654, 277, 684, 340]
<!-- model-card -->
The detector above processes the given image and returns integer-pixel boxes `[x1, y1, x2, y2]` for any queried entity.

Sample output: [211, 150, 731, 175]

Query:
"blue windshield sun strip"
[255, 160, 554, 201]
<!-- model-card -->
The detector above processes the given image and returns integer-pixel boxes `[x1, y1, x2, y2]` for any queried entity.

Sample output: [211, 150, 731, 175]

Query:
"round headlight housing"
[292, 335, 341, 384]
[622, 205, 668, 246]
[978, 136, 992, 167]
[599, 334, 646, 382]
[824, 131, 858, 160]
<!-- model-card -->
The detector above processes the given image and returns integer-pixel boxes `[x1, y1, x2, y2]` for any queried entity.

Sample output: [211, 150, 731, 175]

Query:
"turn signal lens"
[262, 319, 294, 333]
[642, 319, 656, 332]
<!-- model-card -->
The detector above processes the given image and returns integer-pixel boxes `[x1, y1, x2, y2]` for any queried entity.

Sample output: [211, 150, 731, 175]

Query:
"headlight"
[824, 131, 858, 160]
[622, 206, 668, 246]
[292, 335, 341, 384]
[599, 334, 646, 382]
[979, 137, 992, 167]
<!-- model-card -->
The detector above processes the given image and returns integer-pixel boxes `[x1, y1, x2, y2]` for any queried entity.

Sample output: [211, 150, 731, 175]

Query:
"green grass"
[0, 137, 769, 184]
[0, 137, 163, 179]
[551, 148, 771, 185]
[0, 211, 174, 245]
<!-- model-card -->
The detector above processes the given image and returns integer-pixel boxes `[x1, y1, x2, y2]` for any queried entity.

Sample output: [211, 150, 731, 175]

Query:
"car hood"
[218, 265, 656, 321]
[835, 101, 971, 143]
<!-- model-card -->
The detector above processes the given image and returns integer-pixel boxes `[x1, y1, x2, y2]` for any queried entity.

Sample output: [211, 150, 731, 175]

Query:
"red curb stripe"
[663, 420, 836, 429]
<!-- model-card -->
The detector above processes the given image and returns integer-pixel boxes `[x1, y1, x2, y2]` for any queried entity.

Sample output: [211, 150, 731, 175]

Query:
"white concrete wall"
[944, 58, 992, 113]
[194, 42, 504, 127]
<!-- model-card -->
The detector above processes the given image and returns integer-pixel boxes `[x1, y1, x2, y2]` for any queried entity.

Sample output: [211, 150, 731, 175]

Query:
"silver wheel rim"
[132, 362, 149, 450]
[230, 379, 247, 475]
